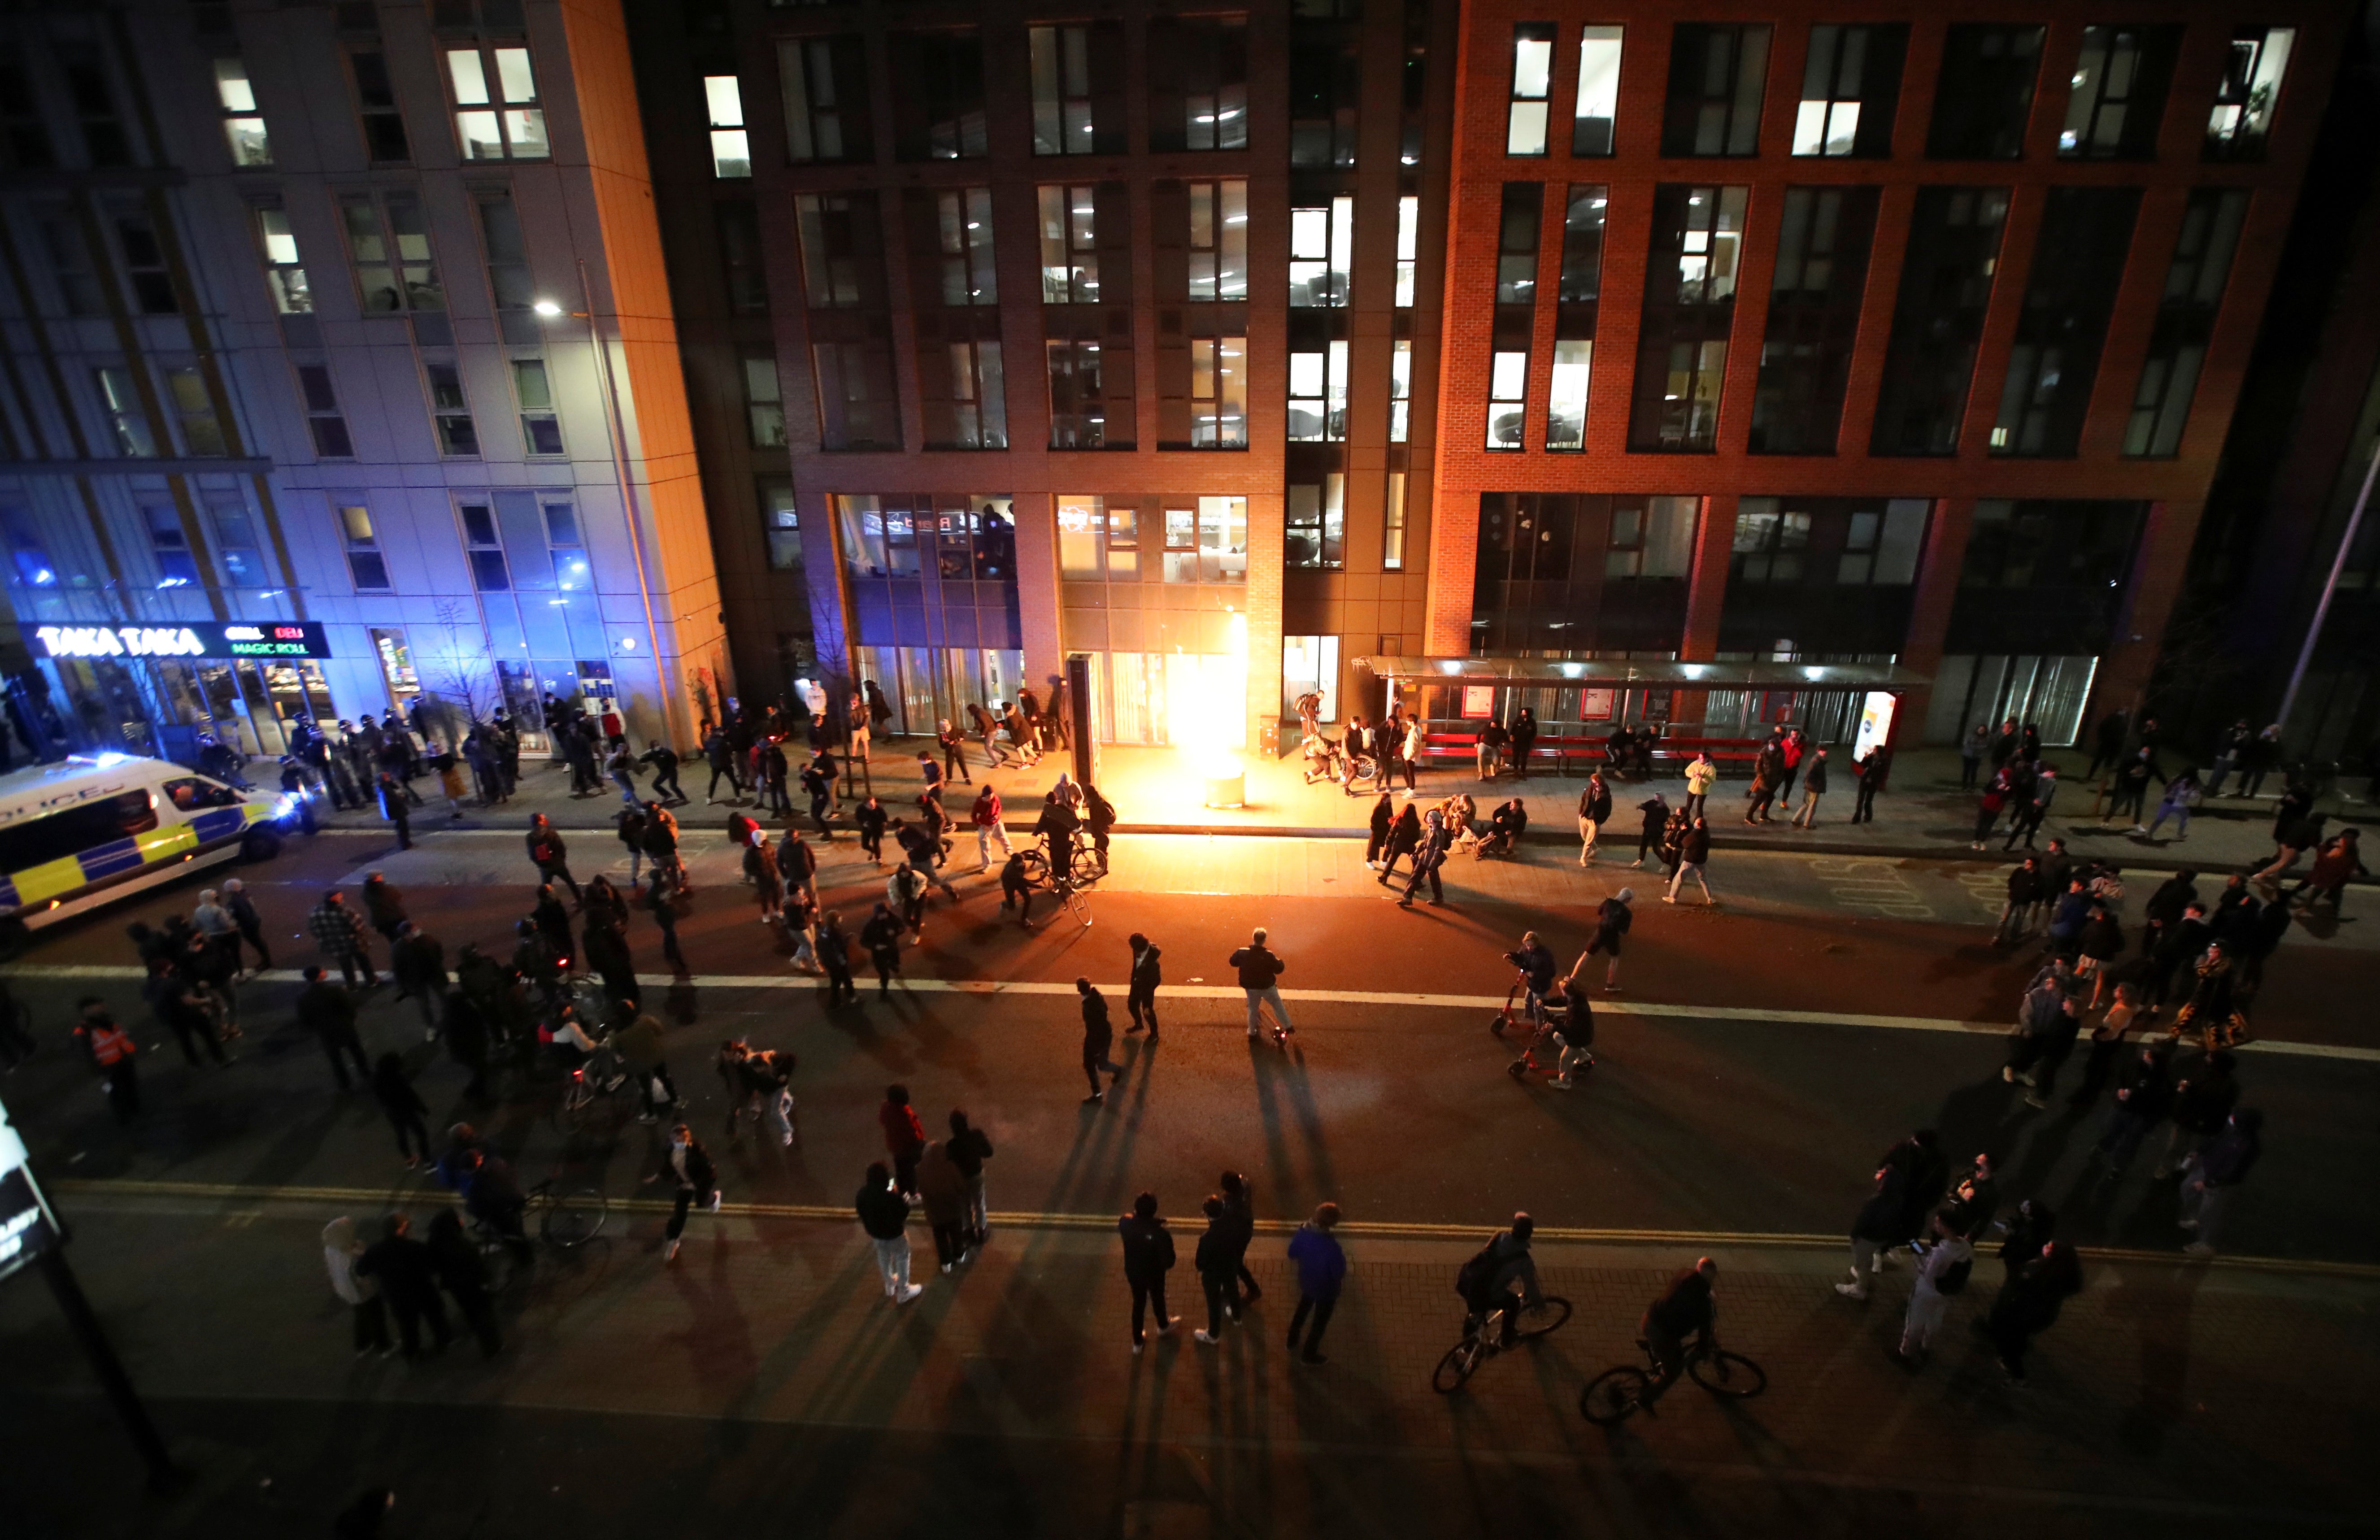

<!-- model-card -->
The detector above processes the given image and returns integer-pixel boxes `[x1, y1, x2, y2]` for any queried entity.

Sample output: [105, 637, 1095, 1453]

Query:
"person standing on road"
[2004, 971, 2080, 1108]
[1126, 932, 1162, 1040]
[860, 902, 905, 992]
[1194, 1195, 1240, 1344]
[642, 1122, 720, 1264]
[2004, 765, 2058, 850]
[1889, 1210, 1972, 1369]
[1219, 1170, 1262, 1307]
[2179, 1108, 2261, 1258]
[917, 1139, 972, 1273]
[946, 1109, 995, 1250]
[1118, 1192, 1180, 1353]
[73, 999, 141, 1126]
[857, 1162, 923, 1305]
[356, 1213, 450, 1359]
[1079, 977, 1124, 1103]
[1285, 1202, 1345, 1366]
[2154, 1049, 2239, 1177]
[390, 922, 447, 1043]
[368, 1053, 432, 1168]
[1578, 772, 1613, 866]
[298, 966, 371, 1091]
[1664, 817, 1714, 905]
[375, 771, 413, 850]
[1229, 928, 1295, 1044]
[879, 1084, 926, 1201]
[815, 911, 856, 1002]
[1630, 793, 1670, 867]
[222, 878, 272, 974]
[309, 889, 378, 989]
[142, 957, 227, 1070]
[1980, 1240, 2082, 1384]
[1790, 748, 1829, 828]
[322, 1216, 390, 1359]
[524, 814, 582, 905]
[1836, 1136, 1916, 1302]
[425, 1209, 502, 1358]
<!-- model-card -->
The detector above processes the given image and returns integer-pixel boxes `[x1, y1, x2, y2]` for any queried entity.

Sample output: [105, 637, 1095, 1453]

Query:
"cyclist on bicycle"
[1640, 1256, 1718, 1411]
[1036, 796, 1082, 885]
[1456, 1213, 1543, 1349]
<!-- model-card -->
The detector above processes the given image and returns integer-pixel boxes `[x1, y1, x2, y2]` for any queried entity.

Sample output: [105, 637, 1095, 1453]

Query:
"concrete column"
[1898, 497, 1977, 744]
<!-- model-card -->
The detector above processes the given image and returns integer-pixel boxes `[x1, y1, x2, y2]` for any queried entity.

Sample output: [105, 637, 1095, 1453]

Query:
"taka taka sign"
[32, 622, 331, 661]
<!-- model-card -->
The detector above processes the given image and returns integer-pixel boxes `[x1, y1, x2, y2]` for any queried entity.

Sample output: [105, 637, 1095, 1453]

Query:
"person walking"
[857, 1162, 924, 1304]
[388, 922, 446, 1044]
[220, 878, 272, 974]
[2178, 1108, 2262, 1259]
[72, 999, 141, 1127]
[424, 1209, 502, 1358]
[297, 966, 372, 1091]
[946, 1109, 995, 1250]
[356, 1213, 450, 1359]
[1889, 1210, 1973, 1368]
[374, 770, 413, 850]
[641, 875, 687, 975]
[1790, 748, 1829, 828]
[1285, 1203, 1346, 1366]
[1364, 790, 1395, 870]
[968, 783, 1013, 871]
[1578, 772, 1613, 865]
[1126, 932, 1162, 1040]
[640, 739, 685, 803]
[1835, 1136, 1915, 1302]
[860, 901, 905, 992]
[2146, 767, 2202, 840]
[322, 1216, 391, 1359]
[1229, 927, 1294, 1044]
[916, 1139, 972, 1273]
[878, 1084, 926, 1201]
[641, 1122, 720, 1264]
[2005, 971, 2083, 1110]
[1630, 793, 1670, 867]
[1218, 1170, 1262, 1305]
[1104, 1191, 1177, 1354]
[1396, 810, 1452, 908]
[1193, 1195, 1243, 1344]
[2004, 766, 2058, 851]
[1850, 743, 1888, 823]
[1079, 977, 1124, 1104]
[816, 911, 857, 1004]
[2154, 1049, 2240, 1177]
[1663, 817, 1714, 905]
[1980, 1240, 2082, 1384]
[524, 814, 582, 904]
[308, 889, 378, 989]
[368, 1052, 432, 1169]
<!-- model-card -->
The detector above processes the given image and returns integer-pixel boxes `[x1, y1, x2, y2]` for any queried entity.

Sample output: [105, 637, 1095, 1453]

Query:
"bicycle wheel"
[1512, 1296, 1572, 1340]
[1579, 1366, 1649, 1425]
[1070, 846, 1104, 886]
[1688, 1348, 1766, 1399]
[539, 1186, 609, 1248]
[548, 1082, 592, 1135]
[1431, 1339, 1485, 1395]
[1015, 849, 1052, 887]
[1064, 885, 1091, 927]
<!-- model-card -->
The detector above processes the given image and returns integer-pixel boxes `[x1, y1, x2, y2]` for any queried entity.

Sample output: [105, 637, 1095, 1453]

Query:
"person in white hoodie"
[1889, 1209, 1973, 1368]
[322, 1215, 392, 1358]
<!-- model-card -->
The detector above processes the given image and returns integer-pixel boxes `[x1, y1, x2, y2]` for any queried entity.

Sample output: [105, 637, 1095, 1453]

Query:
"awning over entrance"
[1353, 657, 1932, 691]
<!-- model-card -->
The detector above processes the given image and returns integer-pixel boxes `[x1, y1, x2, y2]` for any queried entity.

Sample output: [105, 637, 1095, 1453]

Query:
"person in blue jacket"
[1286, 1201, 1346, 1366]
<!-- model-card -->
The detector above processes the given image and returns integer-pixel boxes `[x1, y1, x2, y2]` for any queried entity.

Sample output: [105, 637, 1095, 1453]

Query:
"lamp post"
[535, 270, 680, 748]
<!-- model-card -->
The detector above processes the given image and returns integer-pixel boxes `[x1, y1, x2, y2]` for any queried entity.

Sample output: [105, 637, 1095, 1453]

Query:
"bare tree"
[418, 600, 499, 747]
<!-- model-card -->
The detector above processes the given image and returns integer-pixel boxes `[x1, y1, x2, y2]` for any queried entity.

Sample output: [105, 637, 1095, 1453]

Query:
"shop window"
[1283, 635, 1340, 721]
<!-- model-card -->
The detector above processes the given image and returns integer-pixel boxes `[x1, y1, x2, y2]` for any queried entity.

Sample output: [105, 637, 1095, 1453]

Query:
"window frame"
[442, 42, 548, 162]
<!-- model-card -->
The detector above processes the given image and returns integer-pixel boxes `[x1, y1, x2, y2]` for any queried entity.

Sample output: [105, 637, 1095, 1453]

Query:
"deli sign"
[33, 622, 331, 661]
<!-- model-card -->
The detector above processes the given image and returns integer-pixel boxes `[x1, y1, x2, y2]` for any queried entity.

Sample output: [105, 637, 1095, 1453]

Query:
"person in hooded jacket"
[1219, 1170, 1262, 1307]
[2154, 1048, 2239, 1177]
[1193, 1195, 1241, 1344]
[2179, 1107, 2262, 1257]
[1126, 932, 1163, 1040]
[945, 1109, 996, 1249]
[1118, 1191, 1179, 1352]
[1980, 1240, 2082, 1383]
[1836, 1133, 1926, 1301]
[2090, 1039, 2174, 1168]
[368, 1052, 431, 1168]
[1630, 793, 1671, 867]
[916, 1139, 973, 1272]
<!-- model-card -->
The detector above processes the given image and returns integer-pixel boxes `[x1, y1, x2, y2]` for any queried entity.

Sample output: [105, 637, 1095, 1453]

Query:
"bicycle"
[1013, 837, 1093, 927]
[1432, 1294, 1573, 1393]
[1578, 1336, 1766, 1424]
[465, 1176, 610, 1292]
[548, 1057, 638, 1136]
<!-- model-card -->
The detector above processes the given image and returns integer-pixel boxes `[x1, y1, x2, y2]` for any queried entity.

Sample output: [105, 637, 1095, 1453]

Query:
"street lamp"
[533, 270, 680, 747]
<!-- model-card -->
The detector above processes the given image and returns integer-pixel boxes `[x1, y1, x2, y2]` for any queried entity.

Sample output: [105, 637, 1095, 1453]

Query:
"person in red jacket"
[970, 783, 1013, 871]
[878, 1083, 926, 1202]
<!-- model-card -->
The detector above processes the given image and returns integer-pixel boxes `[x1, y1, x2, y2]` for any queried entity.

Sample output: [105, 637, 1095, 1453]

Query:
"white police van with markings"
[0, 753, 299, 948]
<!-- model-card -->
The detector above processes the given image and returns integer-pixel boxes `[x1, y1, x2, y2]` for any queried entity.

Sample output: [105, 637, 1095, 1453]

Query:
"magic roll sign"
[31, 622, 333, 661]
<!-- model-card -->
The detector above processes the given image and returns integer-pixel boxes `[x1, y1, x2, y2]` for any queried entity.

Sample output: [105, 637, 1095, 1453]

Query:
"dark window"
[461, 501, 510, 591]
[779, 36, 873, 164]
[1662, 24, 1770, 157]
[424, 362, 478, 456]
[1927, 25, 2044, 159]
[1793, 24, 1904, 157]
[889, 30, 986, 161]
[809, 341, 899, 451]
[0, 790, 157, 873]
[0, 61, 55, 168]
[1471, 493, 1698, 653]
[59, 44, 132, 167]
[1028, 22, 1127, 157]
[1153, 179, 1251, 449]
[1041, 180, 1133, 450]
[1548, 185, 1606, 450]
[1990, 187, 2140, 457]
[2125, 188, 2248, 458]
[1749, 186, 1878, 455]
[1486, 183, 1541, 451]
[2058, 25, 2179, 160]
[1628, 185, 1745, 452]
[905, 188, 1007, 450]
[1870, 186, 2009, 455]
[115, 215, 179, 313]
[299, 364, 355, 458]
[349, 51, 411, 162]
[716, 202, 767, 314]
[1945, 499, 2143, 655]
[1290, 41, 1361, 168]
[794, 191, 887, 311]
[1495, 183, 1541, 305]
[1149, 15, 1249, 152]
[1720, 496, 1928, 652]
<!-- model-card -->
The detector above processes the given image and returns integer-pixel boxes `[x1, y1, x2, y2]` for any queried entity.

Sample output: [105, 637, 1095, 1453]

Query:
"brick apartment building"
[1430, 1, 2352, 747]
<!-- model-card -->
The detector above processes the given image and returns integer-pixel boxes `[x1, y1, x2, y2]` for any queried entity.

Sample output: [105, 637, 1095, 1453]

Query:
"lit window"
[760, 480, 802, 570]
[1190, 336, 1246, 448]
[1288, 342, 1347, 443]
[937, 188, 997, 305]
[424, 362, 479, 457]
[446, 46, 547, 161]
[545, 501, 588, 591]
[705, 75, 750, 178]
[1389, 339, 1411, 442]
[1383, 472, 1408, 570]
[2205, 26, 2293, 160]
[214, 59, 272, 166]
[1395, 195, 1418, 307]
[1573, 26, 1622, 155]
[513, 359, 563, 455]
[255, 207, 311, 314]
[1290, 197, 1353, 308]
[1038, 186, 1100, 303]
[96, 366, 155, 457]
[165, 366, 228, 457]
[744, 356, 786, 447]
[1188, 181, 1248, 301]
[1487, 351, 1527, 450]
[1286, 476, 1345, 569]
[1508, 24, 1554, 156]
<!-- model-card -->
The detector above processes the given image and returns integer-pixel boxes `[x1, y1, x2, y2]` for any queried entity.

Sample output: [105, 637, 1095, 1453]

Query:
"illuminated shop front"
[1057, 495, 1250, 748]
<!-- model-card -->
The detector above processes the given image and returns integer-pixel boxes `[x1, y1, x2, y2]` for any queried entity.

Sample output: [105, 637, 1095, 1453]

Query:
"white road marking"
[7, 962, 2373, 1061]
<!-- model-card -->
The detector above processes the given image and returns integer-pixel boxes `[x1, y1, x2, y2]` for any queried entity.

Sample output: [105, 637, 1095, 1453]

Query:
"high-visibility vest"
[82, 1022, 137, 1066]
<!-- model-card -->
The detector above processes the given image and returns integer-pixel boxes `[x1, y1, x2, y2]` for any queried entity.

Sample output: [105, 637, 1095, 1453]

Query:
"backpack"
[1453, 1241, 1500, 1305]
[1937, 1255, 1972, 1295]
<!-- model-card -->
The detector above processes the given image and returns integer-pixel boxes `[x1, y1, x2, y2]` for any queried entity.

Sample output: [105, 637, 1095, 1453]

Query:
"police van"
[0, 753, 297, 946]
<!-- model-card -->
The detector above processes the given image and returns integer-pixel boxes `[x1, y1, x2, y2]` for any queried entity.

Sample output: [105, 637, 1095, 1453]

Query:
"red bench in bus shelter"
[1416, 730, 1766, 776]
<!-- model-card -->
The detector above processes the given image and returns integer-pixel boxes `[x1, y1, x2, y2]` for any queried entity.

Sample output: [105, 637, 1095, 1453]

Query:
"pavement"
[3, 761, 2376, 1536]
